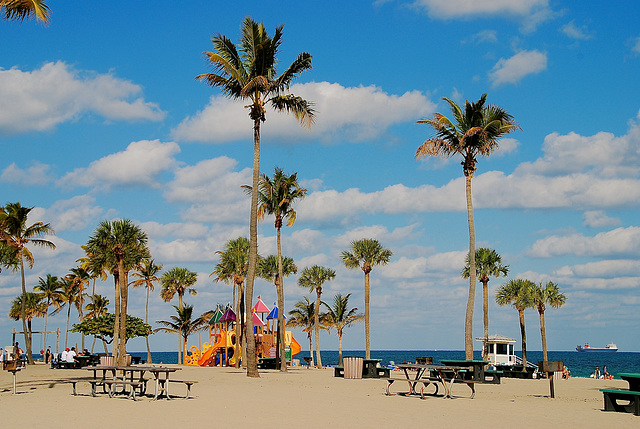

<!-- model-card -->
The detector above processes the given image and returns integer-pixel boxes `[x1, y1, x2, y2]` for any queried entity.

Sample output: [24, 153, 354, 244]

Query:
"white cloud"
[1, 162, 53, 186]
[464, 30, 498, 44]
[0, 61, 166, 135]
[58, 140, 180, 190]
[583, 211, 621, 228]
[632, 35, 640, 56]
[529, 227, 640, 258]
[172, 82, 436, 144]
[554, 260, 640, 278]
[561, 20, 593, 40]
[30, 195, 103, 232]
[139, 221, 210, 239]
[489, 50, 547, 86]
[412, 0, 549, 18]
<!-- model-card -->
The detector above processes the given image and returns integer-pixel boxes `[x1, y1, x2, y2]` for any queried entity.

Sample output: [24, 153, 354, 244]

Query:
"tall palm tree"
[298, 265, 336, 368]
[131, 258, 163, 363]
[323, 293, 364, 367]
[85, 219, 149, 365]
[54, 277, 80, 349]
[258, 253, 298, 371]
[341, 238, 392, 359]
[84, 294, 110, 353]
[155, 304, 208, 365]
[160, 267, 197, 365]
[197, 16, 314, 378]
[9, 292, 47, 351]
[288, 297, 329, 368]
[462, 248, 509, 357]
[211, 237, 251, 369]
[496, 279, 535, 369]
[248, 167, 307, 371]
[34, 274, 63, 352]
[0, 202, 55, 364]
[67, 266, 90, 350]
[532, 281, 566, 363]
[1, 0, 50, 23]
[416, 94, 519, 359]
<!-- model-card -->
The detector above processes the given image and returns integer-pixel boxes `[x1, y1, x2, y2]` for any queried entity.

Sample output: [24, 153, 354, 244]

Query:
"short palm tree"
[341, 238, 392, 359]
[1, 0, 50, 23]
[288, 297, 329, 368]
[416, 94, 519, 359]
[197, 16, 314, 378]
[34, 274, 63, 352]
[160, 267, 197, 365]
[53, 277, 80, 349]
[67, 266, 90, 349]
[496, 279, 535, 369]
[298, 265, 336, 368]
[532, 282, 566, 363]
[323, 293, 364, 367]
[155, 304, 208, 365]
[1, 202, 55, 363]
[131, 258, 163, 363]
[258, 253, 298, 371]
[462, 248, 509, 357]
[85, 219, 149, 365]
[211, 237, 251, 369]
[9, 292, 46, 349]
[84, 294, 110, 353]
[248, 167, 306, 372]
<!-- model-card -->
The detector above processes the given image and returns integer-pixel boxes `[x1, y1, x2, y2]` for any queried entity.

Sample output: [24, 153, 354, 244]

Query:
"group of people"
[0, 342, 24, 365]
[592, 365, 613, 380]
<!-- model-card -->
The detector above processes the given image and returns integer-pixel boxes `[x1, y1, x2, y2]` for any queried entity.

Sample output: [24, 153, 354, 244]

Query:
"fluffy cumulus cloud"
[583, 211, 621, 228]
[29, 195, 103, 232]
[489, 50, 547, 87]
[0, 161, 53, 186]
[58, 140, 180, 189]
[412, 0, 550, 19]
[0, 61, 165, 135]
[172, 82, 436, 144]
[561, 20, 593, 40]
[528, 226, 640, 258]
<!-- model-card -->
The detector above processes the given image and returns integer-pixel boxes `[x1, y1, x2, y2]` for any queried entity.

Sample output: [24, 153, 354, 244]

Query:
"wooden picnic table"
[387, 363, 475, 399]
[86, 365, 181, 400]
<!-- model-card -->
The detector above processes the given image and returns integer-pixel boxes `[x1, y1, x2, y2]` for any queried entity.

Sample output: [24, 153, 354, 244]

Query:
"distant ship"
[576, 343, 618, 352]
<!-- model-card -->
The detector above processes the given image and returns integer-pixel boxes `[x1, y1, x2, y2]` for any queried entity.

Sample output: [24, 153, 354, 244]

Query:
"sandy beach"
[1, 363, 637, 428]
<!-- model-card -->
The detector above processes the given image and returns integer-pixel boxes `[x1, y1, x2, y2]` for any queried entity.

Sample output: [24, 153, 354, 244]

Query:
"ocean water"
[120, 350, 640, 379]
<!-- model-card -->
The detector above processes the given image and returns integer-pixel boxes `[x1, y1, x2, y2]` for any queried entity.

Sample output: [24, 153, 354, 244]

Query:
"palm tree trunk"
[518, 309, 527, 369]
[243, 116, 261, 378]
[178, 293, 183, 365]
[19, 257, 34, 364]
[117, 264, 128, 366]
[464, 174, 477, 360]
[145, 286, 152, 363]
[43, 299, 50, 353]
[314, 289, 322, 368]
[364, 271, 371, 360]
[234, 284, 242, 369]
[539, 310, 547, 362]
[276, 225, 287, 372]
[308, 333, 314, 367]
[338, 331, 344, 367]
[113, 273, 120, 360]
[65, 305, 71, 348]
[482, 280, 489, 358]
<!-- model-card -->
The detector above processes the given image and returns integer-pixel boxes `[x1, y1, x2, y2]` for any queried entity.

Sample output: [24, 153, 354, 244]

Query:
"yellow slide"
[197, 330, 237, 366]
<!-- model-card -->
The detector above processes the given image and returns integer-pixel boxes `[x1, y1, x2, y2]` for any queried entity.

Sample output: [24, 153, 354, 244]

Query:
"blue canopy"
[266, 303, 286, 320]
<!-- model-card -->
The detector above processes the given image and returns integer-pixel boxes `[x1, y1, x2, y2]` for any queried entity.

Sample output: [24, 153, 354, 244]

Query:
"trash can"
[343, 356, 363, 379]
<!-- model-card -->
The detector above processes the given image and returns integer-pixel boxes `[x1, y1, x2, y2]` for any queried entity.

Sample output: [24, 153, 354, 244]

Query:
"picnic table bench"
[334, 358, 390, 379]
[440, 359, 502, 384]
[385, 364, 475, 399]
[600, 373, 640, 416]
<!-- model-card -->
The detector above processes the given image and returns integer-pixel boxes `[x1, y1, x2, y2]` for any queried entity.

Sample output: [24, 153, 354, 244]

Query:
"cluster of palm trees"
[462, 247, 567, 367]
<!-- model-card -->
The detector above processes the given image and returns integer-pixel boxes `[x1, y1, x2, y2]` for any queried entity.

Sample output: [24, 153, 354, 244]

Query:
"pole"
[549, 373, 555, 398]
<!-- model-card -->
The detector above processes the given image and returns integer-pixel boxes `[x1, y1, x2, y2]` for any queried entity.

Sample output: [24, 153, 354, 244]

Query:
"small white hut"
[476, 334, 517, 366]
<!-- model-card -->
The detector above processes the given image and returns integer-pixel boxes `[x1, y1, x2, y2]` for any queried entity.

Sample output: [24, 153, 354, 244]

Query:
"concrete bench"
[600, 388, 640, 416]
[158, 379, 198, 399]
[103, 379, 143, 400]
[483, 369, 503, 384]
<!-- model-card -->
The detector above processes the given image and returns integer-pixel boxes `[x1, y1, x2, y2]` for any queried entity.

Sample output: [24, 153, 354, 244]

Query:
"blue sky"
[2, 0, 640, 354]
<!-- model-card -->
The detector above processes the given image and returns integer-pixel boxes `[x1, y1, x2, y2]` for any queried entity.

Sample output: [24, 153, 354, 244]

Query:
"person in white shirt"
[61, 348, 69, 362]
[66, 347, 77, 363]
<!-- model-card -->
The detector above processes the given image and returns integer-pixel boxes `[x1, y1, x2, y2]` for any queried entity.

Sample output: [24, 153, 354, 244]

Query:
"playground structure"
[185, 297, 301, 367]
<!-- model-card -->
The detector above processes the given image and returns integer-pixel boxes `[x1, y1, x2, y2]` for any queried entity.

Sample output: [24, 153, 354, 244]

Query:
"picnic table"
[601, 373, 640, 416]
[386, 363, 475, 399]
[84, 365, 182, 400]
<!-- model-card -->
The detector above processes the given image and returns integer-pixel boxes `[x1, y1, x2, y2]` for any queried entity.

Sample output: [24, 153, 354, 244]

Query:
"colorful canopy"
[253, 296, 270, 313]
[266, 304, 285, 320]
[252, 312, 265, 327]
[208, 307, 224, 325]
[220, 307, 236, 322]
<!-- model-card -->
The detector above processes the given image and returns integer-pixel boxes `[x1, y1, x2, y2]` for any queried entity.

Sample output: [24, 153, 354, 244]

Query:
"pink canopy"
[252, 312, 265, 327]
[252, 295, 270, 313]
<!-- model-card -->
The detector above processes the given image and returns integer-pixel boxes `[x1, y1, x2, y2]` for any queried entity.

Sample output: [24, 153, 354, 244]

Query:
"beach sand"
[1, 363, 638, 428]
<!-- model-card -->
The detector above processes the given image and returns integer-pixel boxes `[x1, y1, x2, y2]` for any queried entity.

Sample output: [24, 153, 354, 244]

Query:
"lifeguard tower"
[476, 334, 517, 366]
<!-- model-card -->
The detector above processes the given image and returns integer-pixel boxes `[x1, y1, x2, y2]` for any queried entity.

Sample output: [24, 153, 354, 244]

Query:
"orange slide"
[198, 331, 236, 366]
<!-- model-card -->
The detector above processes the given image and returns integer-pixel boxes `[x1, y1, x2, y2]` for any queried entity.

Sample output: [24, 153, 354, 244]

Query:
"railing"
[513, 354, 538, 369]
